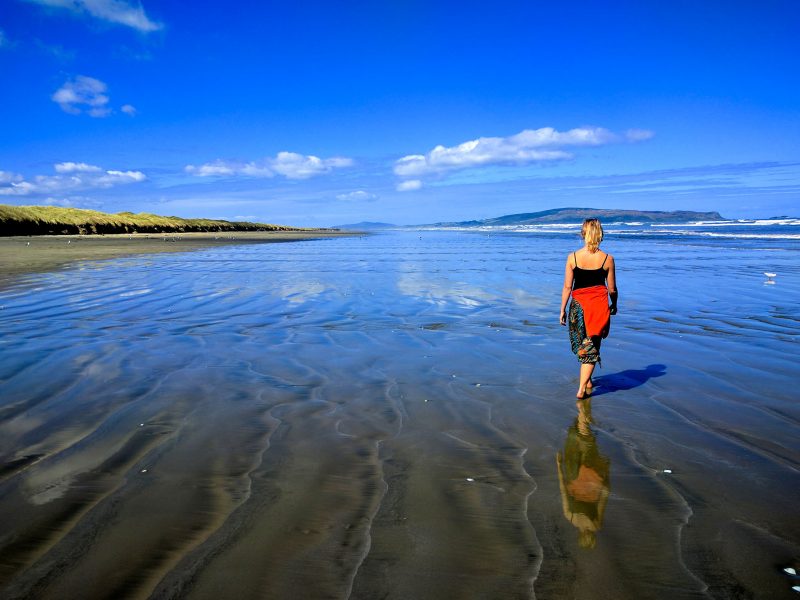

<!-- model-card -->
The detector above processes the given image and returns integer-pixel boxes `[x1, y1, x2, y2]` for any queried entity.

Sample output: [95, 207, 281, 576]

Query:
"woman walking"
[559, 218, 618, 398]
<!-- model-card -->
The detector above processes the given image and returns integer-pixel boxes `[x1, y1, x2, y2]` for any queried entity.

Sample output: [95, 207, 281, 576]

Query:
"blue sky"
[1, 0, 799, 226]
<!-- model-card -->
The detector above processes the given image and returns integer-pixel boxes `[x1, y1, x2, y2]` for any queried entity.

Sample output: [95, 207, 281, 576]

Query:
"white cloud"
[43, 197, 74, 207]
[393, 126, 655, 186]
[336, 190, 378, 201]
[271, 152, 354, 179]
[52, 75, 111, 116]
[98, 170, 146, 184]
[397, 179, 422, 192]
[394, 127, 621, 178]
[25, 0, 162, 33]
[43, 195, 102, 208]
[54, 162, 102, 173]
[34, 39, 75, 60]
[0, 163, 146, 196]
[185, 160, 236, 177]
[0, 181, 36, 196]
[186, 152, 354, 180]
[625, 128, 655, 142]
[0, 170, 23, 184]
[121, 104, 137, 116]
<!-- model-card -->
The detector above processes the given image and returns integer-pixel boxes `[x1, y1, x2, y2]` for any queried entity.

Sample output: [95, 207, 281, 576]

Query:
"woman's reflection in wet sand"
[556, 398, 611, 549]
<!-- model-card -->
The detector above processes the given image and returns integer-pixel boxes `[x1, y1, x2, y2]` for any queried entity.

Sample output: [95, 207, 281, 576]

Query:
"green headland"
[0, 204, 320, 236]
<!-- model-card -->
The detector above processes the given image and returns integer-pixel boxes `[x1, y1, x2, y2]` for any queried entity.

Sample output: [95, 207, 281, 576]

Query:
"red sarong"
[571, 286, 610, 338]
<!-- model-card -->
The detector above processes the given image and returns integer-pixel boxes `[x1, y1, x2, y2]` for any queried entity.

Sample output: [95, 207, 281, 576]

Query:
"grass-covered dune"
[0, 204, 315, 236]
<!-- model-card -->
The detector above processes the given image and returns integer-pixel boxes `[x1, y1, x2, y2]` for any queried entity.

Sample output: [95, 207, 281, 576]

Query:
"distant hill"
[334, 221, 397, 230]
[428, 207, 725, 227]
[0, 205, 313, 236]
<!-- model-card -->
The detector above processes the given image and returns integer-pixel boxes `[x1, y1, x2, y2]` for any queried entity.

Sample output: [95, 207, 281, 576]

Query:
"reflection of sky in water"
[4, 229, 798, 326]
[396, 270, 494, 307]
[391, 234, 557, 315]
[273, 280, 328, 304]
[396, 269, 547, 310]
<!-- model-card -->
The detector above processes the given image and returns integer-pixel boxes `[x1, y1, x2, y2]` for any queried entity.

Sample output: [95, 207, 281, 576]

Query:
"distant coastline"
[0, 205, 328, 237]
[430, 207, 726, 227]
[335, 208, 728, 230]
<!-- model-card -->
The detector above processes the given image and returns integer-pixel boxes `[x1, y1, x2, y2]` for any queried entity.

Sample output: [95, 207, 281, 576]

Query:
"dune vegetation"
[0, 204, 313, 236]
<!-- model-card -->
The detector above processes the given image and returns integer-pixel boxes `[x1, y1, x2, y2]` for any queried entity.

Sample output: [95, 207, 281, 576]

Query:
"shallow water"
[1, 230, 798, 599]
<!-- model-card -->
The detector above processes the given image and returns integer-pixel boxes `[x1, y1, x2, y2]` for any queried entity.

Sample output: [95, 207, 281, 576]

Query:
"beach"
[0, 231, 357, 286]
[0, 227, 798, 599]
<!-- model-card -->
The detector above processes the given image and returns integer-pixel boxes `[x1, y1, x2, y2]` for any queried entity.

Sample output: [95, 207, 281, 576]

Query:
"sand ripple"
[1, 233, 798, 598]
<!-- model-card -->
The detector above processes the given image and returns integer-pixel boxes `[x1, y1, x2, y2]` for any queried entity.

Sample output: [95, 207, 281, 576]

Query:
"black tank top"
[573, 252, 608, 290]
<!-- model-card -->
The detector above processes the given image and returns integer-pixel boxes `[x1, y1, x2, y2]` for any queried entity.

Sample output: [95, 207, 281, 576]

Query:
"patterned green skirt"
[568, 298, 601, 364]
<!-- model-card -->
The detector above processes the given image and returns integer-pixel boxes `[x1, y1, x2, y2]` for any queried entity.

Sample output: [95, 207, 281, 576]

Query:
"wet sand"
[0, 231, 798, 599]
[0, 230, 358, 285]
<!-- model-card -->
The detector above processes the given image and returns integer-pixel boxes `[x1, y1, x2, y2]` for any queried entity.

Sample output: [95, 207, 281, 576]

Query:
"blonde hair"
[581, 218, 603, 252]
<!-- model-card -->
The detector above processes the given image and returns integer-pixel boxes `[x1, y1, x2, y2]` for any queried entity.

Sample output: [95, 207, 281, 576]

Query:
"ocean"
[0, 220, 798, 599]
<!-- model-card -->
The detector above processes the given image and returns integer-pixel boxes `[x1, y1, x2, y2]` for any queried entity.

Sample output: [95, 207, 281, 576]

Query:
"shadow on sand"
[591, 364, 666, 396]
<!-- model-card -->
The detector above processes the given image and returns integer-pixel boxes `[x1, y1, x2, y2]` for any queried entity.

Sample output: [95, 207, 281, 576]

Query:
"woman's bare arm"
[606, 255, 618, 314]
[560, 256, 574, 325]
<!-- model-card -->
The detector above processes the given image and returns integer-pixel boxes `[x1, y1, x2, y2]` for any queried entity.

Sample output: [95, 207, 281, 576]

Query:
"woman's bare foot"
[577, 363, 595, 399]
